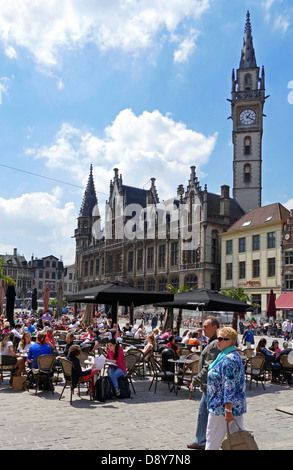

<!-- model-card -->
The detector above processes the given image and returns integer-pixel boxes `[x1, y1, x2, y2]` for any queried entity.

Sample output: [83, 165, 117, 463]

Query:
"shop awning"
[275, 292, 293, 310]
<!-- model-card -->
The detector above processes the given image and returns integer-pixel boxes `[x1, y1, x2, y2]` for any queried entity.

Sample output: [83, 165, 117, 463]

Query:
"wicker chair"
[279, 355, 293, 385]
[148, 355, 174, 393]
[245, 355, 266, 390]
[124, 353, 140, 394]
[177, 360, 200, 398]
[58, 358, 93, 404]
[27, 354, 56, 394]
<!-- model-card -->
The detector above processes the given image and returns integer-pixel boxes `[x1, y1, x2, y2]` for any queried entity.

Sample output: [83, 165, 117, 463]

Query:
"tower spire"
[79, 164, 98, 217]
[239, 11, 257, 69]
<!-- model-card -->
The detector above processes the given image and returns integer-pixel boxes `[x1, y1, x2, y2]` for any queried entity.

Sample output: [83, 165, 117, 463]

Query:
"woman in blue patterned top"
[205, 327, 246, 450]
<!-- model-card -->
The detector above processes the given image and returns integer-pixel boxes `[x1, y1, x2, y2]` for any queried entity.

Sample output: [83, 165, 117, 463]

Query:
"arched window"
[244, 73, 251, 90]
[244, 164, 251, 183]
[244, 136, 251, 156]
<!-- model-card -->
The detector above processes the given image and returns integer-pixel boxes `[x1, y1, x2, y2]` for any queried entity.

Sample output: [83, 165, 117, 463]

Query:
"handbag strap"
[226, 418, 242, 436]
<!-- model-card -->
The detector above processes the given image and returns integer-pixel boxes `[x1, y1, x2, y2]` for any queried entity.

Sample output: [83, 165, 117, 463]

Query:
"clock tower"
[230, 11, 268, 213]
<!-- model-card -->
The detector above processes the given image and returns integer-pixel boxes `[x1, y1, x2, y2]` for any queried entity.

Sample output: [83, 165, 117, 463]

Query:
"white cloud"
[26, 109, 218, 201]
[4, 45, 17, 59]
[274, 14, 290, 32]
[0, 0, 211, 69]
[0, 188, 76, 264]
[0, 76, 10, 104]
[173, 29, 199, 63]
[262, 0, 290, 31]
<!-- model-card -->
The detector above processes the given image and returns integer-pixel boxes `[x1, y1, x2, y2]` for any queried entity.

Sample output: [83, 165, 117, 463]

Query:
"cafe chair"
[179, 347, 192, 357]
[177, 360, 199, 398]
[242, 348, 254, 358]
[279, 355, 293, 386]
[58, 358, 93, 404]
[0, 362, 17, 383]
[245, 355, 266, 390]
[27, 354, 56, 395]
[148, 356, 174, 393]
[124, 353, 139, 394]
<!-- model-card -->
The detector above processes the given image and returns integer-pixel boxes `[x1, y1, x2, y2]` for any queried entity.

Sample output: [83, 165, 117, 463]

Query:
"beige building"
[220, 203, 290, 316]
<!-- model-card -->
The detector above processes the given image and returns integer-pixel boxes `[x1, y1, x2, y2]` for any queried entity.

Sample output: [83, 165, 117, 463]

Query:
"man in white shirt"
[11, 324, 23, 339]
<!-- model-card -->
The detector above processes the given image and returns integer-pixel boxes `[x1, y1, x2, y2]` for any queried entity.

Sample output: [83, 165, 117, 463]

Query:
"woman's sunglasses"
[217, 337, 230, 342]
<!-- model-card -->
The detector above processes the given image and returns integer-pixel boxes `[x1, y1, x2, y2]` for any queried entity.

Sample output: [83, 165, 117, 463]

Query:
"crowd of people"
[1, 307, 292, 450]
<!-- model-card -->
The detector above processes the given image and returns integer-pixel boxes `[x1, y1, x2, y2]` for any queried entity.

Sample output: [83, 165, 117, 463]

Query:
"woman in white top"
[142, 333, 156, 355]
[134, 323, 146, 339]
[0, 333, 26, 375]
[17, 331, 32, 354]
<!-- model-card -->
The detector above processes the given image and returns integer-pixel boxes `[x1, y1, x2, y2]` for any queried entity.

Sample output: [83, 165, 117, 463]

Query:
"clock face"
[239, 109, 256, 125]
[285, 233, 290, 240]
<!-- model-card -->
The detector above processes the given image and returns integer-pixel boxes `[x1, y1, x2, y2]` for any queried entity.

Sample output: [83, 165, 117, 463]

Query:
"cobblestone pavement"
[1, 322, 292, 453]
[0, 365, 292, 451]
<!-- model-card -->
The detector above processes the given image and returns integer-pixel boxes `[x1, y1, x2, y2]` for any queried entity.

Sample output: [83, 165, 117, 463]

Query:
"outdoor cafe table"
[168, 357, 193, 394]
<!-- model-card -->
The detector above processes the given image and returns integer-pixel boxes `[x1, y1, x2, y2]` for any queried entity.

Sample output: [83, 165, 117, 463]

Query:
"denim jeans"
[108, 367, 125, 388]
[195, 392, 209, 446]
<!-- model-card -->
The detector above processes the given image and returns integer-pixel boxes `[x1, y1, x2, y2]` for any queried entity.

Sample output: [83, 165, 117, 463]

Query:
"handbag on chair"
[221, 419, 259, 450]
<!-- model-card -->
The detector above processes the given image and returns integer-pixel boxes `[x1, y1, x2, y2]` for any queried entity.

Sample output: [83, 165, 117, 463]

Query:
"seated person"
[181, 330, 191, 344]
[256, 338, 281, 382]
[17, 331, 32, 354]
[160, 328, 172, 341]
[0, 333, 26, 376]
[105, 339, 126, 397]
[166, 335, 180, 359]
[173, 330, 182, 342]
[134, 323, 146, 338]
[141, 333, 156, 355]
[58, 332, 75, 357]
[268, 340, 281, 356]
[122, 322, 132, 334]
[188, 331, 200, 347]
[26, 332, 52, 369]
[66, 345, 99, 396]
[45, 328, 57, 351]
[23, 320, 37, 337]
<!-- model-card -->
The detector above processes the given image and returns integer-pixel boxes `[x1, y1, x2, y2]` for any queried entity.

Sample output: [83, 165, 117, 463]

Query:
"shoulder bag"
[221, 419, 259, 450]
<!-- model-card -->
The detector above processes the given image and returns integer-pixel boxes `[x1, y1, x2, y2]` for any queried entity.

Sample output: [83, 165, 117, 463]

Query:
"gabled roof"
[227, 203, 290, 232]
[122, 185, 148, 208]
[206, 192, 244, 220]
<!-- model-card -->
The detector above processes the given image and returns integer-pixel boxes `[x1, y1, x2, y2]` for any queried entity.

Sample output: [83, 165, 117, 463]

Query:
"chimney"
[13, 248, 17, 256]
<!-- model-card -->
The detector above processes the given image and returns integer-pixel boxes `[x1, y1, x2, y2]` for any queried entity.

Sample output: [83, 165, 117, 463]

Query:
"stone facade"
[74, 166, 244, 293]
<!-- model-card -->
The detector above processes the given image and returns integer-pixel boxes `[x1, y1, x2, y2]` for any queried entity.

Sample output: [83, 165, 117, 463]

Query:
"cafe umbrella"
[266, 289, 276, 319]
[56, 280, 64, 319]
[66, 281, 174, 325]
[31, 287, 38, 313]
[43, 282, 50, 314]
[157, 287, 254, 330]
[0, 280, 4, 316]
[157, 287, 254, 312]
[6, 283, 16, 328]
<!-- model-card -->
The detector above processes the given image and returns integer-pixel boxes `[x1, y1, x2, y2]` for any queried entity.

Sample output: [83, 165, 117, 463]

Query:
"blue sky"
[0, 0, 292, 266]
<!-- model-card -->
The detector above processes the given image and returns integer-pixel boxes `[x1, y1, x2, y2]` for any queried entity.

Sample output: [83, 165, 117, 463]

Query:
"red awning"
[275, 292, 293, 310]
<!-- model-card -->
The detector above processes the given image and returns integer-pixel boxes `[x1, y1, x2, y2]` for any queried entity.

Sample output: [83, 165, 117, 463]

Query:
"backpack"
[94, 376, 114, 402]
[117, 376, 131, 399]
